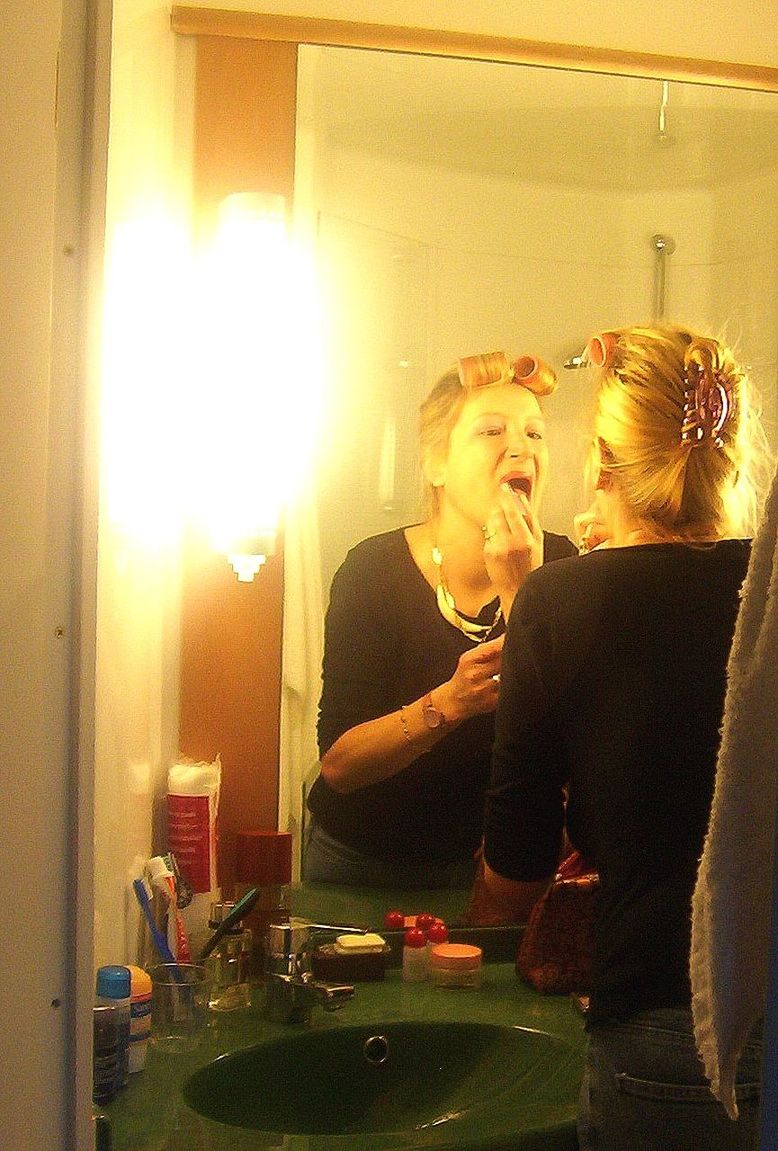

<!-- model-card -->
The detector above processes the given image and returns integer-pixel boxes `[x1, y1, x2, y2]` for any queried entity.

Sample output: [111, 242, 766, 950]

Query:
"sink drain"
[363, 1034, 389, 1065]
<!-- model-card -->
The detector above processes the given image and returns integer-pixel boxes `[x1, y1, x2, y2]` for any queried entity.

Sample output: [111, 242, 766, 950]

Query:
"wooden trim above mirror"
[171, 6, 778, 92]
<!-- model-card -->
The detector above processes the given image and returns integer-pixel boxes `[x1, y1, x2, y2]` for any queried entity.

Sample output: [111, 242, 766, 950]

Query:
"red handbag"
[516, 851, 598, 995]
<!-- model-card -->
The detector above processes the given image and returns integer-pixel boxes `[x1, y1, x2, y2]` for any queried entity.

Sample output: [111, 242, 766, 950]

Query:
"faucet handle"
[267, 918, 309, 953]
[265, 919, 366, 974]
[297, 922, 367, 937]
[318, 980, 356, 1011]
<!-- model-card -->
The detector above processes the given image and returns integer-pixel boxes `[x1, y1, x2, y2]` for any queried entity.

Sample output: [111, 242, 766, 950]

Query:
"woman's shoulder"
[325, 526, 429, 640]
[331, 528, 417, 591]
[542, 530, 577, 562]
[529, 538, 752, 597]
[341, 527, 414, 566]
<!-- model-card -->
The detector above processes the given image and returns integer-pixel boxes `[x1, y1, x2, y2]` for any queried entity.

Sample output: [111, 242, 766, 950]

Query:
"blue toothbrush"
[132, 877, 178, 965]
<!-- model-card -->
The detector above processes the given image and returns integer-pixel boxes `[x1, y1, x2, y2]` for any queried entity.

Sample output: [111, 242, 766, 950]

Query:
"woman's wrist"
[398, 689, 457, 746]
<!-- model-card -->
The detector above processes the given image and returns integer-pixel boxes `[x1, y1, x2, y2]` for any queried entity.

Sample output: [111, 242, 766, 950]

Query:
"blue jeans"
[578, 1008, 762, 1151]
[302, 819, 477, 889]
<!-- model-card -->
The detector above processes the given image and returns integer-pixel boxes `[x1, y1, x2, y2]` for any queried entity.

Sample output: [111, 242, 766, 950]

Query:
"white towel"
[691, 466, 778, 1118]
[278, 485, 324, 875]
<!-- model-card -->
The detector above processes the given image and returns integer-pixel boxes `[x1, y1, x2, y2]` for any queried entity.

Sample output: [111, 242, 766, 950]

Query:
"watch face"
[422, 698, 445, 729]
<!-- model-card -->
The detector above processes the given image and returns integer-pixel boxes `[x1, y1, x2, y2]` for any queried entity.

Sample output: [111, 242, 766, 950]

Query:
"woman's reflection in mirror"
[481, 325, 772, 1151]
[304, 352, 576, 889]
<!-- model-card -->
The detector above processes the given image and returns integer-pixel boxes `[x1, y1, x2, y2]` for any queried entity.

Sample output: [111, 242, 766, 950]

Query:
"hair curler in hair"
[457, 351, 511, 389]
[586, 332, 617, 369]
[512, 355, 557, 397]
[457, 349, 557, 397]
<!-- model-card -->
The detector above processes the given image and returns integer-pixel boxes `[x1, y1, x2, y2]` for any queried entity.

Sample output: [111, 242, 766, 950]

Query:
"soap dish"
[310, 939, 391, 982]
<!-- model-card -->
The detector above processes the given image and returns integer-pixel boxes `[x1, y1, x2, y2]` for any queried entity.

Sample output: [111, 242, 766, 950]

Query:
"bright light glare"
[185, 193, 325, 560]
[228, 553, 267, 581]
[100, 210, 193, 548]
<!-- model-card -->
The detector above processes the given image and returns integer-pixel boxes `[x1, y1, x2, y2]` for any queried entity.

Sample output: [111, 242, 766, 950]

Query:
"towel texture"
[279, 487, 324, 872]
[691, 468, 778, 1118]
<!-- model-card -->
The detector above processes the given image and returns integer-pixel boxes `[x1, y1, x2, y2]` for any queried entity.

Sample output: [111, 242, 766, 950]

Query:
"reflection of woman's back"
[480, 326, 773, 1151]
[304, 351, 576, 888]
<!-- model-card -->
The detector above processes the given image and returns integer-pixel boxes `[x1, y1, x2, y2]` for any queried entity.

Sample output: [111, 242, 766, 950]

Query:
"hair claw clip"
[681, 365, 733, 448]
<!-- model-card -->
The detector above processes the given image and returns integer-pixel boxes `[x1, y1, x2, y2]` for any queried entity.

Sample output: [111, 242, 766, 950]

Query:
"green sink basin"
[184, 1020, 580, 1148]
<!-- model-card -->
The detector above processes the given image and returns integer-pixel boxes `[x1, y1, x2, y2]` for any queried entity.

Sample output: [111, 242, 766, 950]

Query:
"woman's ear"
[422, 446, 447, 489]
[593, 437, 614, 490]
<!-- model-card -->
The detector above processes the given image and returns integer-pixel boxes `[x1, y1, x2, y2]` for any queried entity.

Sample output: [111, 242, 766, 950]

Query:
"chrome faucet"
[263, 918, 363, 1024]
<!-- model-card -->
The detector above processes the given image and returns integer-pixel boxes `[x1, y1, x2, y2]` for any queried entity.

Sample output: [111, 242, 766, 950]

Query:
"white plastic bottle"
[127, 965, 152, 1072]
[402, 927, 428, 982]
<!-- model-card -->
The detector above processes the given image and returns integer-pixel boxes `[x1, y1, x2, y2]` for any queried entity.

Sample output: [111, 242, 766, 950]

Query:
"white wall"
[92, 0, 195, 972]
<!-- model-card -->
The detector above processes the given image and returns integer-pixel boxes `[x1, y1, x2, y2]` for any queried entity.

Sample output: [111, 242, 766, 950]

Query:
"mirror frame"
[172, 6, 778, 902]
[171, 7, 778, 90]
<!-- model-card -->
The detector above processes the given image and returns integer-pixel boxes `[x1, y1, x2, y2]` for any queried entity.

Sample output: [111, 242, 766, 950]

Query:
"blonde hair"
[591, 324, 772, 541]
[419, 351, 556, 515]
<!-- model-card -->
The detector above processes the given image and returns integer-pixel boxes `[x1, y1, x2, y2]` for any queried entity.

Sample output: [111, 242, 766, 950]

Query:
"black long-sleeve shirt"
[484, 539, 751, 1024]
[308, 527, 575, 866]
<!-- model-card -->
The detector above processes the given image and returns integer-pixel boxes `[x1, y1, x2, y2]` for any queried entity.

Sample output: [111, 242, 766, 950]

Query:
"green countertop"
[100, 962, 586, 1151]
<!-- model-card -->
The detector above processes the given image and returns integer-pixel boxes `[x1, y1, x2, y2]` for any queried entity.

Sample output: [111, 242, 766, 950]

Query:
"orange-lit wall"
[180, 38, 297, 895]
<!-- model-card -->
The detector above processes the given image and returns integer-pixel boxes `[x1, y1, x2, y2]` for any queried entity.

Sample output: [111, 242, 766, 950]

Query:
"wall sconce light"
[189, 189, 324, 582]
[226, 534, 277, 582]
[194, 191, 292, 582]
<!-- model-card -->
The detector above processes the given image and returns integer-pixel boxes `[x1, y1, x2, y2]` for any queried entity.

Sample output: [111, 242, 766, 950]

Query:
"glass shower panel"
[314, 214, 429, 594]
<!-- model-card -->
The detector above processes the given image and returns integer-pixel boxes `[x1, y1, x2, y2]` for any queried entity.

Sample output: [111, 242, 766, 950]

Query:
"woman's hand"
[438, 634, 504, 723]
[321, 637, 504, 794]
[482, 483, 543, 617]
[574, 494, 610, 554]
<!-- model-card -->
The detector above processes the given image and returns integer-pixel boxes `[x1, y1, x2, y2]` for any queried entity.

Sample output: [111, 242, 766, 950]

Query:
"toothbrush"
[198, 886, 260, 961]
[132, 877, 178, 965]
[147, 854, 191, 962]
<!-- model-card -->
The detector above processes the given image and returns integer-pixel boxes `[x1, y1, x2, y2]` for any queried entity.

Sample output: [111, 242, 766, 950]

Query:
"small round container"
[429, 943, 482, 989]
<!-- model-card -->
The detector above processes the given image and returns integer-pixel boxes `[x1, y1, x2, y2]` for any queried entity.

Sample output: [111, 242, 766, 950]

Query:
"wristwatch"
[421, 692, 447, 730]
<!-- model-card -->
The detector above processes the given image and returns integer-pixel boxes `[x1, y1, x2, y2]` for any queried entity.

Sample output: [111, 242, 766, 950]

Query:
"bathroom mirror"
[291, 45, 778, 915]
[177, 11, 778, 923]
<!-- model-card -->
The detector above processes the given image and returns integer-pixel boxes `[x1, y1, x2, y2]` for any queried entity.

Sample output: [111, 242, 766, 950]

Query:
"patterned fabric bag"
[516, 851, 598, 995]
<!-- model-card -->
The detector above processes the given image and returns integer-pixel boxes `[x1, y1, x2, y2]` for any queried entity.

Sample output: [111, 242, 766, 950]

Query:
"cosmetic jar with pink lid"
[428, 942, 483, 988]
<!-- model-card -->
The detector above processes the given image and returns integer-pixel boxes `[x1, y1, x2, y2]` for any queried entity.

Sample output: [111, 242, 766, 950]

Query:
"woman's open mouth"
[502, 473, 533, 500]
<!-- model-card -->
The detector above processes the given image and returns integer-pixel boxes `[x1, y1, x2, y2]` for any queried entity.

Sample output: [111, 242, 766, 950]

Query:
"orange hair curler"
[586, 332, 617, 369]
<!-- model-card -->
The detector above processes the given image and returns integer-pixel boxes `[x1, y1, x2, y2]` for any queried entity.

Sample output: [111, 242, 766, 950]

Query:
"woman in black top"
[304, 351, 576, 887]
[482, 325, 771, 1150]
